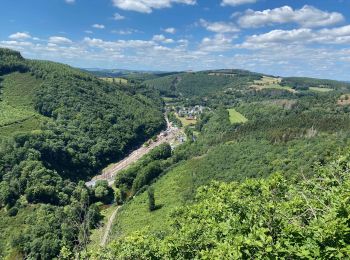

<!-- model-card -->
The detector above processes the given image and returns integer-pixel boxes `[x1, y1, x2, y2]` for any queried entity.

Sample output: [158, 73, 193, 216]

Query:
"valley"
[2, 48, 350, 259]
[2, 1, 350, 259]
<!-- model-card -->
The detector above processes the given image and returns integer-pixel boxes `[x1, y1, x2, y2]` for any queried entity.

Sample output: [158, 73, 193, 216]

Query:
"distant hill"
[281, 77, 350, 91]
[143, 69, 350, 97]
[144, 69, 263, 97]
[82, 68, 170, 77]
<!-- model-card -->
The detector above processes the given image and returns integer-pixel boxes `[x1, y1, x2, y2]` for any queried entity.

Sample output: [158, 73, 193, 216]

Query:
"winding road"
[86, 117, 184, 187]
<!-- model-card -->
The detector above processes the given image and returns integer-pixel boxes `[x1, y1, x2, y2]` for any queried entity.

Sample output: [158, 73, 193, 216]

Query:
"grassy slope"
[111, 134, 347, 239]
[227, 108, 248, 124]
[111, 161, 195, 237]
[0, 72, 45, 139]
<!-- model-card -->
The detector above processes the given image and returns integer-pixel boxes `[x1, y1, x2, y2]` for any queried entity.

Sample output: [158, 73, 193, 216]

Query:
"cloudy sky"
[1, 0, 350, 80]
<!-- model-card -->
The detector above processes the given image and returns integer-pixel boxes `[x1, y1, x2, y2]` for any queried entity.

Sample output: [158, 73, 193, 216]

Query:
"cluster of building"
[176, 105, 207, 120]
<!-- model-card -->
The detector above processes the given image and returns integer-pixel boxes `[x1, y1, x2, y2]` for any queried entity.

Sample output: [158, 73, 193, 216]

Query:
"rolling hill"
[144, 69, 350, 98]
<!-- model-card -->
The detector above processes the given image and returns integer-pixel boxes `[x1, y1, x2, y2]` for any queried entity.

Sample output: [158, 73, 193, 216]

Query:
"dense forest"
[0, 48, 165, 258]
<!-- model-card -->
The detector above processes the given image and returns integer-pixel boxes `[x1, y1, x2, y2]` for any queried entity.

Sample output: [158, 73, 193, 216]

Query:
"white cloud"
[0, 34, 350, 80]
[200, 34, 234, 52]
[113, 13, 125, 20]
[9, 32, 32, 40]
[238, 5, 344, 28]
[111, 29, 139, 35]
[239, 25, 350, 49]
[92, 24, 105, 29]
[241, 29, 312, 48]
[221, 0, 257, 7]
[152, 34, 174, 43]
[65, 0, 75, 3]
[111, 0, 196, 14]
[319, 25, 350, 37]
[49, 36, 73, 44]
[200, 19, 239, 33]
[85, 30, 93, 34]
[164, 27, 176, 34]
[0, 40, 33, 47]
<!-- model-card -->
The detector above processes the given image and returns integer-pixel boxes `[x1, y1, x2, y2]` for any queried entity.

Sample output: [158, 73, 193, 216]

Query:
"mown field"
[175, 113, 197, 127]
[251, 76, 296, 93]
[227, 108, 248, 124]
[309, 86, 333, 92]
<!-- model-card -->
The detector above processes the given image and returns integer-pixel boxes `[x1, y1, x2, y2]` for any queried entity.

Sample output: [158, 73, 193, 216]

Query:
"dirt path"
[100, 206, 121, 247]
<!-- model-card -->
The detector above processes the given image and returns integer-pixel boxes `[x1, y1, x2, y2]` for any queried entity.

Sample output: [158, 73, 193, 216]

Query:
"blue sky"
[1, 0, 350, 80]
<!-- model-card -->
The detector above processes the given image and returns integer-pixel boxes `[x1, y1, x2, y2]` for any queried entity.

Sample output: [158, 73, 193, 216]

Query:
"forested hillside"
[144, 70, 262, 97]
[0, 48, 165, 258]
[144, 69, 350, 98]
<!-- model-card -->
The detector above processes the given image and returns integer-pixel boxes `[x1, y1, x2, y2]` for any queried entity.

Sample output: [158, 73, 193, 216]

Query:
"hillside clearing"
[0, 72, 45, 138]
[100, 77, 128, 84]
[309, 86, 333, 92]
[251, 76, 296, 93]
[228, 108, 248, 124]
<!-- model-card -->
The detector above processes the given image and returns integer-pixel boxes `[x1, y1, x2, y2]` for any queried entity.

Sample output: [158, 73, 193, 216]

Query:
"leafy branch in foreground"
[93, 155, 350, 259]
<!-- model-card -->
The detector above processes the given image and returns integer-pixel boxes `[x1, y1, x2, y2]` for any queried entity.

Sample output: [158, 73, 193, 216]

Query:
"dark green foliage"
[132, 161, 163, 193]
[0, 49, 28, 75]
[147, 187, 155, 211]
[11, 182, 102, 259]
[115, 143, 172, 192]
[93, 181, 114, 204]
[149, 143, 172, 161]
[7, 207, 18, 217]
